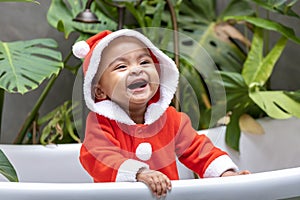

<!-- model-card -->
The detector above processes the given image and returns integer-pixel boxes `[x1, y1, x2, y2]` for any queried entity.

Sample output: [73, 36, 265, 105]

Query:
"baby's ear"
[93, 85, 107, 100]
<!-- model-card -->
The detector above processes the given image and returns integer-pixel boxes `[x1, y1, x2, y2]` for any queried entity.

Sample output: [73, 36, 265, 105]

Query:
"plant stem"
[13, 74, 59, 144]
[0, 88, 4, 141]
[166, 0, 180, 111]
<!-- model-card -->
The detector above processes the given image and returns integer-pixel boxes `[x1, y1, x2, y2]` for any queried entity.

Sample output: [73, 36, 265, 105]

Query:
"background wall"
[0, 0, 299, 143]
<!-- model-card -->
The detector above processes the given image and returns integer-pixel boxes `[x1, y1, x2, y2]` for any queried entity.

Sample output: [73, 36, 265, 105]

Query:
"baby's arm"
[136, 168, 172, 198]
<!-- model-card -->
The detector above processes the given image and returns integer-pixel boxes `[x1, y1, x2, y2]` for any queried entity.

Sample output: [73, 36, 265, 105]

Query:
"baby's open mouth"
[127, 80, 148, 90]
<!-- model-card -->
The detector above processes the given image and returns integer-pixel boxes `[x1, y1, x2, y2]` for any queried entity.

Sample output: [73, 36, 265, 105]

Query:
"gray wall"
[0, 1, 299, 143]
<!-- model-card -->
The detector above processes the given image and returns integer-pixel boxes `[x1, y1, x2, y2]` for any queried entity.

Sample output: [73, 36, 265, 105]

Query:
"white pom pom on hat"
[72, 30, 113, 60]
[71, 30, 112, 74]
[72, 41, 90, 59]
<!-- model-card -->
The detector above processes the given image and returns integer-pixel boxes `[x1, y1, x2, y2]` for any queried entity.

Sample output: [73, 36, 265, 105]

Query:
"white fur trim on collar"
[83, 29, 179, 125]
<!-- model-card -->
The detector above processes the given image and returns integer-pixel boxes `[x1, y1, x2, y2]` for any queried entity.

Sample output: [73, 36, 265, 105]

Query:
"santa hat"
[72, 29, 179, 125]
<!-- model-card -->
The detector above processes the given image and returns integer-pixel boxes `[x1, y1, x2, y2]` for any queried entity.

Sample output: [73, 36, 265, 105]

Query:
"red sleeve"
[80, 112, 149, 182]
[175, 112, 228, 178]
[79, 112, 126, 182]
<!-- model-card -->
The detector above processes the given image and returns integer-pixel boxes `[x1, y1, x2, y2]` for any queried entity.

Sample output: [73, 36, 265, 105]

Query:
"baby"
[72, 29, 249, 198]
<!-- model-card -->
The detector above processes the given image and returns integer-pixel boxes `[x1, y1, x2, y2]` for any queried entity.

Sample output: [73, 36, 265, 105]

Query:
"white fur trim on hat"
[83, 29, 179, 125]
[135, 142, 152, 161]
[72, 41, 90, 59]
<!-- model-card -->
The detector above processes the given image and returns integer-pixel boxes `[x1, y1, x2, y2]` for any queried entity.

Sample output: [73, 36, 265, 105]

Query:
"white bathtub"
[1, 118, 300, 200]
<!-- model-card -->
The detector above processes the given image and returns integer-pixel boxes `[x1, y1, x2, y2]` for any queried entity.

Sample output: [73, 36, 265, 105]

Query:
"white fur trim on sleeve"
[115, 159, 149, 182]
[203, 155, 238, 178]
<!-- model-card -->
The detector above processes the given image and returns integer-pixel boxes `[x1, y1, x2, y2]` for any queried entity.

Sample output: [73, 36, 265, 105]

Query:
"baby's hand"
[221, 169, 251, 177]
[136, 168, 172, 198]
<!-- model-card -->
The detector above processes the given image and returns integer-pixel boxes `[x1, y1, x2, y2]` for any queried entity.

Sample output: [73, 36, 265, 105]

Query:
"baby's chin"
[128, 90, 157, 105]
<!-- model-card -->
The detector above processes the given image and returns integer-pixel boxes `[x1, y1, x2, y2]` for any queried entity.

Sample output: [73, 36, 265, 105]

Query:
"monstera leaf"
[250, 91, 300, 119]
[0, 39, 63, 94]
[47, 0, 117, 39]
[178, 0, 254, 72]
[0, 149, 18, 182]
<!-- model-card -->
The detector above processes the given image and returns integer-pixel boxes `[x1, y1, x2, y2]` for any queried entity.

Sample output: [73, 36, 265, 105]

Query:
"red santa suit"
[72, 29, 238, 182]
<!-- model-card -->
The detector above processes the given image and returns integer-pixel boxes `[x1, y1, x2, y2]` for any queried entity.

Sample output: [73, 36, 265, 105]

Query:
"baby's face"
[94, 36, 160, 110]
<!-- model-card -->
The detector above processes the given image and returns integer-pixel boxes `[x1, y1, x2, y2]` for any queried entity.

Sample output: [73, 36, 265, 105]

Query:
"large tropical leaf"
[178, 0, 216, 24]
[284, 90, 300, 102]
[224, 15, 300, 44]
[219, 0, 255, 20]
[126, 0, 167, 29]
[242, 27, 288, 86]
[179, 59, 209, 129]
[0, 39, 63, 94]
[47, 0, 117, 39]
[179, 22, 247, 73]
[216, 71, 251, 110]
[250, 0, 300, 18]
[211, 71, 266, 150]
[225, 108, 243, 151]
[0, 149, 18, 182]
[250, 91, 300, 119]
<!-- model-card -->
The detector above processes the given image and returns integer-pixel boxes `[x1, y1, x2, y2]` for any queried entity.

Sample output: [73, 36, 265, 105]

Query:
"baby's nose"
[130, 66, 143, 75]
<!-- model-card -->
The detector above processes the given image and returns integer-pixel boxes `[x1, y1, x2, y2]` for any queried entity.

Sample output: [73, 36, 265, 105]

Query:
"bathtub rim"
[0, 167, 300, 200]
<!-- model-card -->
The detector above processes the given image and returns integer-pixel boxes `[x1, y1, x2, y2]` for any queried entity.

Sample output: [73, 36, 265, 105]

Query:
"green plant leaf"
[0, 150, 18, 182]
[225, 108, 243, 151]
[250, 0, 300, 18]
[242, 27, 288, 86]
[219, 0, 255, 20]
[215, 71, 251, 110]
[250, 91, 300, 119]
[284, 90, 300, 102]
[47, 0, 117, 39]
[0, 39, 63, 94]
[180, 23, 246, 73]
[179, 59, 208, 129]
[224, 15, 300, 44]
[178, 0, 216, 24]
[39, 101, 80, 145]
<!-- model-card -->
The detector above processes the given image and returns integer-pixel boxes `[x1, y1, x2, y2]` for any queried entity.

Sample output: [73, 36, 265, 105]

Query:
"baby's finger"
[238, 170, 251, 175]
[152, 176, 162, 197]
[166, 177, 172, 191]
[146, 177, 156, 196]
[158, 178, 166, 196]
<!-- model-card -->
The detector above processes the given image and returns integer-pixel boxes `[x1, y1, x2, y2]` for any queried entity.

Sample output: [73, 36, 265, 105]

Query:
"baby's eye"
[140, 60, 151, 65]
[115, 65, 127, 70]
